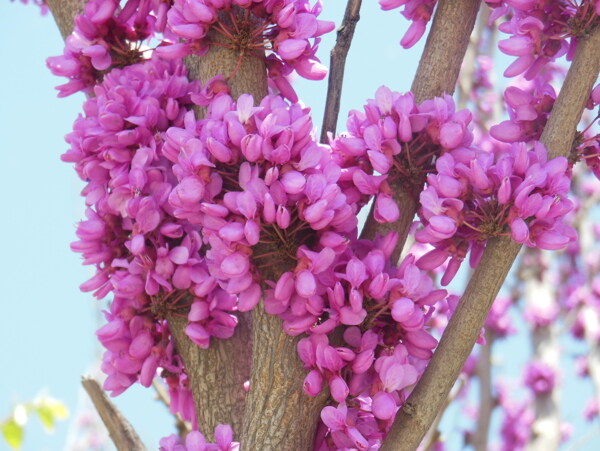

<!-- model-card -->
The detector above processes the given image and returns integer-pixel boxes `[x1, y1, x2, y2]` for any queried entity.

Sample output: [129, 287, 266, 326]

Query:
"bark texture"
[166, 311, 252, 439]
[46, 0, 85, 38]
[241, 302, 331, 450]
[165, 9, 268, 439]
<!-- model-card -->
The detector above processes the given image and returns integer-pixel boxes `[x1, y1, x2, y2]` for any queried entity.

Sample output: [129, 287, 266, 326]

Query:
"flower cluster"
[490, 82, 556, 144]
[161, 0, 334, 101]
[416, 141, 576, 285]
[495, 0, 599, 79]
[524, 360, 557, 395]
[46, 0, 163, 97]
[63, 57, 201, 424]
[160, 424, 238, 451]
[294, 242, 444, 449]
[332, 86, 474, 224]
[379, 0, 437, 48]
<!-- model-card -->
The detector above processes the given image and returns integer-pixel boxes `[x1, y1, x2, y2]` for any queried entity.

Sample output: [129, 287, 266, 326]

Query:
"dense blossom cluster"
[494, 0, 599, 79]
[162, 0, 334, 101]
[416, 141, 576, 285]
[43, 0, 598, 449]
[332, 86, 473, 224]
[64, 56, 200, 424]
[47, 0, 162, 96]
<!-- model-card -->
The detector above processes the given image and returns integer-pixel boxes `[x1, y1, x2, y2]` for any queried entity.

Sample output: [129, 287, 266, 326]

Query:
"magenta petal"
[238, 283, 261, 312]
[374, 194, 400, 223]
[303, 370, 324, 396]
[372, 391, 397, 420]
[278, 38, 308, 59]
[391, 297, 414, 322]
[510, 217, 529, 243]
[139, 355, 158, 387]
[330, 376, 349, 403]
[129, 330, 153, 359]
[321, 406, 346, 431]
[221, 252, 250, 278]
[184, 431, 207, 451]
[214, 424, 233, 450]
[296, 270, 317, 297]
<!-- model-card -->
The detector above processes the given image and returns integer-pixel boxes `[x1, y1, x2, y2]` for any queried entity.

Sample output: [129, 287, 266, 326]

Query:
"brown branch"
[320, 0, 362, 143]
[164, 9, 267, 441]
[380, 25, 600, 451]
[46, 0, 85, 39]
[166, 311, 252, 440]
[359, 0, 481, 263]
[81, 378, 146, 451]
[541, 28, 600, 159]
[241, 302, 331, 450]
[420, 375, 466, 450]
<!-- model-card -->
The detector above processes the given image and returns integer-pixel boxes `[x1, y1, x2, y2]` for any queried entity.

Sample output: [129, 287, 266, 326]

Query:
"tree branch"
[320, 0, 362, 143]
[81, 378, 146, 451]
[46, 0, 85, 39]
[380, 24, 600, 451]
[541, 28, 600, 160]
[164, 9, 267, 440]
[359, 0, 481, 263]
[166, 310, 252, 440]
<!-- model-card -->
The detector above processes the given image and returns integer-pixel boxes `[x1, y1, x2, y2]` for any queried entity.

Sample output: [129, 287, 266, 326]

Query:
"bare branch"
[81, 378, 146, 451]
[382, 236, 521, 451]
[359, 0, 481, 263]
[380, 25, 600, 451]
[320, 0, 363, 143]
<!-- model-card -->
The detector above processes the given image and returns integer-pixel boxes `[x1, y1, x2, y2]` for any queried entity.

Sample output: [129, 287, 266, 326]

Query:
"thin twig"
[320, 0, 362, 143]
[380, 25, 600, 451]
[81, 378, 146, 451]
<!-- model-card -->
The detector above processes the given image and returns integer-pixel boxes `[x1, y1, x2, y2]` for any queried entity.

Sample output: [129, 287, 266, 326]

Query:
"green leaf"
[35, 398, 68, 432]
[1, 419, 24, 450]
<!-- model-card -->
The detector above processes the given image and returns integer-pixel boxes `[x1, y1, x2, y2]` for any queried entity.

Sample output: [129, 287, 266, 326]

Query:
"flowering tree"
[12, 0, 600, 449]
